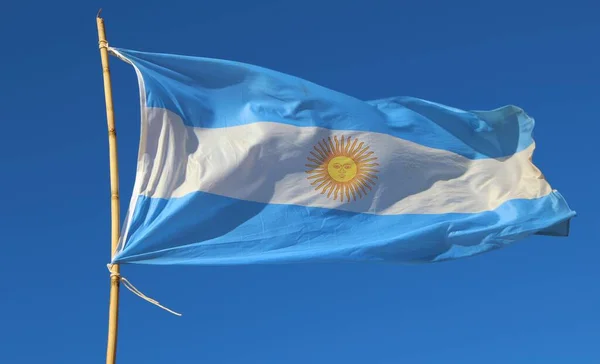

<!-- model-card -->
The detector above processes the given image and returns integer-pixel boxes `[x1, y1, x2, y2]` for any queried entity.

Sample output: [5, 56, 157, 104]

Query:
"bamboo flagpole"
[96, 10, 122, 364]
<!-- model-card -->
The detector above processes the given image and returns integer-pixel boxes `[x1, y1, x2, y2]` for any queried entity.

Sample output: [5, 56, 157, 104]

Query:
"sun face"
[328, 156, 358, 182]
[305, 135, 379, 202]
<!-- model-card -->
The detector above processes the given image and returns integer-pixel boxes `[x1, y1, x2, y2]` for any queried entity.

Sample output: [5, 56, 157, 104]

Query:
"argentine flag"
[109, 48, 574, 265]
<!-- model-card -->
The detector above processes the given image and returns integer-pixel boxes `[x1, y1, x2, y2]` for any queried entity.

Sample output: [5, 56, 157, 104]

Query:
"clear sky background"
[1, 0, 598, 363]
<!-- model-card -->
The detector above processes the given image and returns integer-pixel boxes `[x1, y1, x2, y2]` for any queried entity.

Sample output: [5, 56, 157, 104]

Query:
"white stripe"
[135, 107, 552, 215]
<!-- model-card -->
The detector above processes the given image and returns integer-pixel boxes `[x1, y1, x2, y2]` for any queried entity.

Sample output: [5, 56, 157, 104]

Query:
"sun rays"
[305, 135, 379, 202]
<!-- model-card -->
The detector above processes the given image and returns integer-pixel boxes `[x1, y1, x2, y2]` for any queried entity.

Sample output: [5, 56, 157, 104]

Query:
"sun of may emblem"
[305, 135, 379, 202]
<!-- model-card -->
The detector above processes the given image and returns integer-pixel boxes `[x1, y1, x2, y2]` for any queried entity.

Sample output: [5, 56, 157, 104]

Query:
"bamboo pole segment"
[96, 10, 122, 364]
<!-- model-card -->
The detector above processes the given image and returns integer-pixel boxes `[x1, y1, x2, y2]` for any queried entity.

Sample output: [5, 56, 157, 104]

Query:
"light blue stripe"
[114, 48, 534, 160]
[112, 191, 574, 266]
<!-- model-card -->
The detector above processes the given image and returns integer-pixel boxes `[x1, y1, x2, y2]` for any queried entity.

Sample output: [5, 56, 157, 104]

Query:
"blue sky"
[1, 0, 598, 363]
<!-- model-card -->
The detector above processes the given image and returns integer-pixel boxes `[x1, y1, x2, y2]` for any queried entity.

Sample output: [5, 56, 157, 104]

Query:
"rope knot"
[106, 264, 182, 316]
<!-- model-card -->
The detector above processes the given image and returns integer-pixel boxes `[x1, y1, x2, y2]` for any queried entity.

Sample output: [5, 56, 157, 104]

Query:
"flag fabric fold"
[109, 47, 574, 265]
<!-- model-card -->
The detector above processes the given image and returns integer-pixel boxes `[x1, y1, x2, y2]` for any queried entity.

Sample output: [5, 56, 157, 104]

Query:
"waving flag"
[109, 48, 574, 265]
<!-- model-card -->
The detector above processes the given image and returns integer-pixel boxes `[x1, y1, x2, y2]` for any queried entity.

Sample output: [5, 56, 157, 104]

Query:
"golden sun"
[305, 135, 379, 202]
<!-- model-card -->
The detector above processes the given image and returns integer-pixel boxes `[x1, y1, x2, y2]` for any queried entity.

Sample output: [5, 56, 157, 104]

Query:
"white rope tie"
[107, 264, 182, 316]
